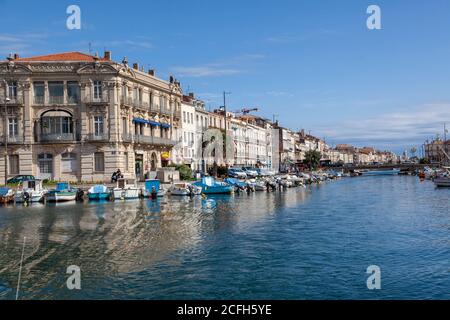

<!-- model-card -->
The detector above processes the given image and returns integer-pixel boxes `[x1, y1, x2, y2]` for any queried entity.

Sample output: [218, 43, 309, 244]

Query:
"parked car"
[257, 168, 276, 176]
[242, 167, 258, 178]
[7, 175, 36, 185]
[228, 168, 247, 179]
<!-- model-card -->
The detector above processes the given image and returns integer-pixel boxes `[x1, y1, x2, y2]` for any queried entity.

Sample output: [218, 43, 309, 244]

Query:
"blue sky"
[1, 0, 450, 153]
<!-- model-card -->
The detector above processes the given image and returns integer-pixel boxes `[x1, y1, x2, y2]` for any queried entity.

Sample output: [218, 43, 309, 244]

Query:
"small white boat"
[15, 179, 47, 203]
[112, 178, 141, 200]
[169, 182, 202, 196]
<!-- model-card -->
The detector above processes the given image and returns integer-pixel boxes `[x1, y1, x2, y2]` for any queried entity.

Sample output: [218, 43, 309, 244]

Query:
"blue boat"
[361, 169, 400, 176]
[87, 185, 110, 200]
[193, 177, 233, 194]
[143, 179, 166, 198]
[224, 178, 246, 190]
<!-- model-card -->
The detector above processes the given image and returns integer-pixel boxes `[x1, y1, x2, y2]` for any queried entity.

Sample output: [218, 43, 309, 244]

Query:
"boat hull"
[88, 192, 110, 200]
[46, 192, 77, 202]
[15, 191, 46, 203]
[112, 188, 141, 200]
[434, 178, 450, 188]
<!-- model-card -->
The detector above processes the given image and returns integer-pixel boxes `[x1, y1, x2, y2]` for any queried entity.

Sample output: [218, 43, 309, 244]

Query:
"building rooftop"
[9, 51, 109, 62]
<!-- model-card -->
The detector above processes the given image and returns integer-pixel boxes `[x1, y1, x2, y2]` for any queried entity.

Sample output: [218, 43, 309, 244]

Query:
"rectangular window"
[7, 81, 17, 99]
[122, 117, 127, 134]
[93, 81, 102, 100]
[94, 116, 104, 136]
[48, 81, 64, 104]
[183, 111, 186, 123]
[33, 82, 45, 104]
[9, 155, 19, 175]
[149, 92, 153, 108]
[124, 152, 129, 172]
[191, 113, 193, 124]
[94, 152, 105, 172]
[61, 153, 77, 173]
[8, 118, 18, 136]
[67, 81, 79, 103]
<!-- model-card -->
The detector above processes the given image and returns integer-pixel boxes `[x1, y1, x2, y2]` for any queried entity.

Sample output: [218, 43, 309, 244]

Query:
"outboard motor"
[23, 191, 30, 205]
[76, 189, 84, 202]
[151, 186, 157, 200]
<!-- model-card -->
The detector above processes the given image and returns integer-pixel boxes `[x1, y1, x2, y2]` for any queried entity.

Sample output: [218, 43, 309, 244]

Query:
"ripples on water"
[0, 176, 449, 300]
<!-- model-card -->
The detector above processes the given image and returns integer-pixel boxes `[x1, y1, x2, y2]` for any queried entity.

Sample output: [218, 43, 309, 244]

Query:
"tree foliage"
[304, 150, 322, 170]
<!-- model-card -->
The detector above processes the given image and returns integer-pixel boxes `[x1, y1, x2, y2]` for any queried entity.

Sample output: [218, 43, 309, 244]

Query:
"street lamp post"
[222, 91, 231, 166]
[3, 97, 10, 185]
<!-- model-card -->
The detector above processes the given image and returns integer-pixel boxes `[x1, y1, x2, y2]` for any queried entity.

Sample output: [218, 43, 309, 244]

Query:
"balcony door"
[38, 153, 53, 180]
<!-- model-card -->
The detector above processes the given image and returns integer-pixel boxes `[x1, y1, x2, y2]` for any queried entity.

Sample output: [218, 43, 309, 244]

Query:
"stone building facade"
[0, 51, 182, 183]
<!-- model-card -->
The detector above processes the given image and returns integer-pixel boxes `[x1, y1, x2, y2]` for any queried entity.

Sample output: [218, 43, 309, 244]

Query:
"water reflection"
[0, 187, 310, 299]
[9, 179, 446, 300]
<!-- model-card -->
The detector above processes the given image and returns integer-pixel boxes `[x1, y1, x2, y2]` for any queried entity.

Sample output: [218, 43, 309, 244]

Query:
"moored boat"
[169, 182, 202, 196]
[0, 187, 15, 204]
[434, 177, 450, 188]
[193, 177, 233, 194]
[142, 179, 167, 198]
[112, 178, 141, 200]
[87, 185, 110, 200]
[46, 182, 78, 202]
[15, 179, 47, 203]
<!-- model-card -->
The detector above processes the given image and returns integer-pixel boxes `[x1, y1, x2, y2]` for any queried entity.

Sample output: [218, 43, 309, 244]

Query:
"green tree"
[304, 150, 322, 170]
[173, 164, 193, 181]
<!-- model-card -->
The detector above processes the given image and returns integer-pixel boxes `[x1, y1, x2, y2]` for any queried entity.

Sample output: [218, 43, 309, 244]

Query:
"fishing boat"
[224, 178, 247, 191]
[87, 185, 110, 200]
[46, 182, 78, 202]
[193, 177, 233, 195]
[360, 169, 400, 176]
[169, 182, 202, 196]
[112, 178, 141, 200]
[434, 177, 450, 188]
[142, 179, 167, 198]
[0, 187, 14, 204]
[14, 179, 47, 203]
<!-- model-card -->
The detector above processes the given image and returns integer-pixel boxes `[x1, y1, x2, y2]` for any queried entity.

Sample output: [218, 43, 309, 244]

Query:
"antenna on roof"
[88, 42, 92, 55]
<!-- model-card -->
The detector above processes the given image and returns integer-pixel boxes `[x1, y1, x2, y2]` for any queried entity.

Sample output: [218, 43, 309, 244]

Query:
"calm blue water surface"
[0, 176, 449, 300]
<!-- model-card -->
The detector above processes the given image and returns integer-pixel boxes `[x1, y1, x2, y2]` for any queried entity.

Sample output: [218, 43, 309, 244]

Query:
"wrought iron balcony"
[134, 135, 177, 146]
[3, 96, 24, 105]
[86, 133, 109, 142]
[48, 96, 64, 105]
[37, 133, 78, 143]
[84, 94, 109, 105]
[1, 135, 24, 144]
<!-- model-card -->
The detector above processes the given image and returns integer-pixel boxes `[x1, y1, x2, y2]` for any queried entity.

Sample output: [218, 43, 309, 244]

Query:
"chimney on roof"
[148, 69, 155, 76]
[104, 51, 111, 60]
[169, 75, 174, 83]
[189, 92, 194, 98]
[133, 63, 139, 70]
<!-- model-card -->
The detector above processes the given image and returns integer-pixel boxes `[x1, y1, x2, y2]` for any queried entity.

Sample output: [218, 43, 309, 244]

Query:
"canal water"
[0, 175, 449, 300]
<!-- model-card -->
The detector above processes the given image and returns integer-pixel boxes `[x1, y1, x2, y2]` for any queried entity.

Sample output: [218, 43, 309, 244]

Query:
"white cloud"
[316, 103, 450, 148]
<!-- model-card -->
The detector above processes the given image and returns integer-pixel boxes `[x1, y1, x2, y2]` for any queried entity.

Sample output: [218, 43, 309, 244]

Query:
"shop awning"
[133, 118, 161, 126]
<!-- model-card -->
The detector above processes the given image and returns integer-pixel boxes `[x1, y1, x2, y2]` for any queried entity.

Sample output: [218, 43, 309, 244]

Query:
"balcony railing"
[1, 135, 24, 144]
[49, 96, 64, 104]
[134, 135, 177, 146]
[133, 100, 149, 111]
[38, 133, 78, 143]
[84, 94, 109, 104]
[86, 133, 109, 142]
[121, 133, 133, 142]
[34, 96, 45, 105]
[3, 96, 24, 105]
